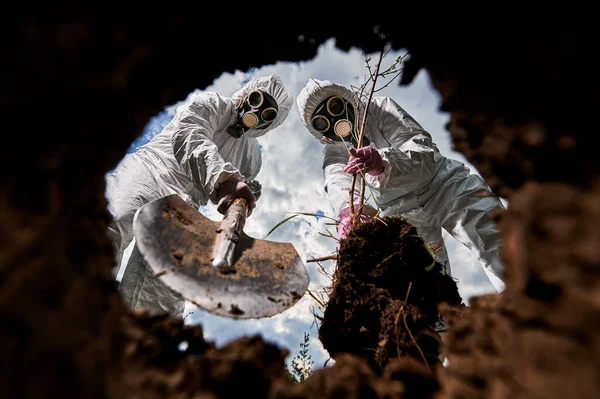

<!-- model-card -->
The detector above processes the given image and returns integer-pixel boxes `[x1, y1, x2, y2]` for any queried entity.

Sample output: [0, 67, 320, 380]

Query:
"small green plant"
[287, 331, 315, 383]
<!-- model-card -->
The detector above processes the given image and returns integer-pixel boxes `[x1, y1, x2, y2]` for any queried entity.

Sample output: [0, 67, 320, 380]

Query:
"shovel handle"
[221, 197, 248, 234]
[212, 197, 248, 272]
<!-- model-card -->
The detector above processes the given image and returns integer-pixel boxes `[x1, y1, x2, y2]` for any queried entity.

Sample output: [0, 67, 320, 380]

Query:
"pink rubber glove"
[343, 146, 384, 176]
[337, 207, 371, 246]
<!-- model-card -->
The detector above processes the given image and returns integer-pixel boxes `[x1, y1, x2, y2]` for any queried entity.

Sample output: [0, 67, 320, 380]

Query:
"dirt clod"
[319, 217, 463, 373]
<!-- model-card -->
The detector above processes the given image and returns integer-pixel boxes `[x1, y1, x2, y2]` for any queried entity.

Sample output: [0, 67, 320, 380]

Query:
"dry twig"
[307, 255, 338, 263]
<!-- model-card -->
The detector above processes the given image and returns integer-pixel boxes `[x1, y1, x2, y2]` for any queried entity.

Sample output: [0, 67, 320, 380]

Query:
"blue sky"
[115, 39, 503, 371]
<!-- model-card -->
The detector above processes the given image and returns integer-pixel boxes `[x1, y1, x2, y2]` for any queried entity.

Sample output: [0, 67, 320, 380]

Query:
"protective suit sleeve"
[170, 93, 244, 204]
[372, 97, 439, 192]
[323, 142, 364, 218]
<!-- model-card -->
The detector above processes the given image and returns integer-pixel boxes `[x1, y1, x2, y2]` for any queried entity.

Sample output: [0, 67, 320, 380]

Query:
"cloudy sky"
[115, 38, 503, 372]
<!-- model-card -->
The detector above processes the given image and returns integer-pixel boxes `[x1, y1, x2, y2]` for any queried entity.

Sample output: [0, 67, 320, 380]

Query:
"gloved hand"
[337, 207, 371, 245]
[343, 146, 384, 176]
[216, 177, 257, 217]
[247, 180, 262, 201]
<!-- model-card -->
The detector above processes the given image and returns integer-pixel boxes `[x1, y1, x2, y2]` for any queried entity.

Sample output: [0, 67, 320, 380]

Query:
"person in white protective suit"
[105, 74, 293, 317]
[296, 78, 506, 293]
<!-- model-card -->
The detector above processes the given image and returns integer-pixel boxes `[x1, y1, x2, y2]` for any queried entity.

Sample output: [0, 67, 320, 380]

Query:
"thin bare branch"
[373, 216, 388, 226]
[363, 54, 376, 86]
[358, 46, 384, 149]
[351, 46, 385, 215]
[382, 43, 393, 58]
[373, 251, 401, 269]
[374, 71, 402, 93]
[308, 255, 338, 263]
[404, 282, 432, 372]
[317, 262, 332, 280]
[309, 305, 324, 330]
[307, 289, 326, 313]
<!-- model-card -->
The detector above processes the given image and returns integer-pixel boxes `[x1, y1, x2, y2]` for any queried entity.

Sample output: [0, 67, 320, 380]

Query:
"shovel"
[132, 193, 309, 319]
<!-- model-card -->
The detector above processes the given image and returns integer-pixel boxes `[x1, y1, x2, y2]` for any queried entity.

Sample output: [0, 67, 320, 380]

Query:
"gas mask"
[310, 95, 369, 146]
[227, 90, 279, 138]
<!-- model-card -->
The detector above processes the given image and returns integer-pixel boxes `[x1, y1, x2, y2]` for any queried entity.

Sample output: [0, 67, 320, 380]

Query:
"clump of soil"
[112, 311, 290, 398]
[319, 216, 463, 373]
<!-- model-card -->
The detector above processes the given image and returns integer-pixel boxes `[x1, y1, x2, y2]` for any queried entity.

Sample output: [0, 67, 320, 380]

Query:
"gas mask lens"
[334, 119, 352, 137]
[261, 107, 277, 122]
[326, 96, 346, 116]
[241, 112, 259, 128]
[247, 90, 264, 108]
[311, 115, 330, 132]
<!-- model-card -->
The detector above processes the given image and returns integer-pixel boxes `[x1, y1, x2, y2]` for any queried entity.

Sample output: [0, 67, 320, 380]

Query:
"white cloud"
[122, 38, 500, 371]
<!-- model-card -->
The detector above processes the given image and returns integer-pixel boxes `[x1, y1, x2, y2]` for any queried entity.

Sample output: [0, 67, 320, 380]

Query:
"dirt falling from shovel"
[318, 216, 463, 373]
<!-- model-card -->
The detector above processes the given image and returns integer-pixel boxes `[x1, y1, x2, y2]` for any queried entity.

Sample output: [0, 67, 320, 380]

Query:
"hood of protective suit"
[296, 78, 369, 141]
[231, 74, 293, 139]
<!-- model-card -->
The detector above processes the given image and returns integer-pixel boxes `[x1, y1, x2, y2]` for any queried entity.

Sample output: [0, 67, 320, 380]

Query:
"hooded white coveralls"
[105, 75, 293, 317]
[296, 79, 505, 293]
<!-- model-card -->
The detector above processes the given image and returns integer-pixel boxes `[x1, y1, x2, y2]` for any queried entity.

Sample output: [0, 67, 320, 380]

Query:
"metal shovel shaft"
[212, 198, 248, 272]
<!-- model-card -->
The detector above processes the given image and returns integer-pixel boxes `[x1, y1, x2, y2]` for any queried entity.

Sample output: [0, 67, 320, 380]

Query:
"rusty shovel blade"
[132, 194, 310, 319]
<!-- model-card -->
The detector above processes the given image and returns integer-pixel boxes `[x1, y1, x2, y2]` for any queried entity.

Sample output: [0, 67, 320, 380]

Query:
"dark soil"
[318, 216, 463, 373]
[113, 310, 290, 398]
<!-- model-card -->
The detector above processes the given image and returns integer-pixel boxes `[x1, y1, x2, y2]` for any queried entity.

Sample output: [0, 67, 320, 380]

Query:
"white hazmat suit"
[296, 78, 505, 292]
[105, 74, 293, 317]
